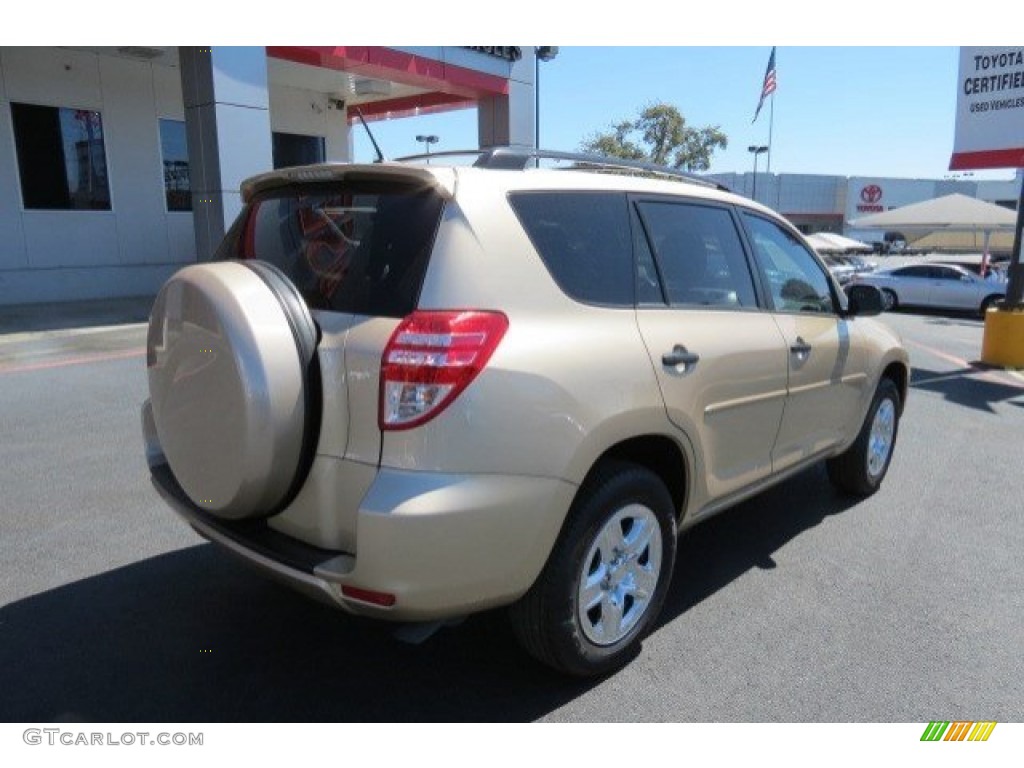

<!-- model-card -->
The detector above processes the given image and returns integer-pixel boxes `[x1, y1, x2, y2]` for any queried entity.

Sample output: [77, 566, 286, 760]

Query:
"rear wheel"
[880, 289, 898, 311]
[827, 378, 900, 497]
[509, 460, 677, 677]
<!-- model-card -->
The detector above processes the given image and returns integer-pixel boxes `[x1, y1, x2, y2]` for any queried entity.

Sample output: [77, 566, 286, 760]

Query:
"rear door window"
[635, 200, 758, 308]
[230, 181, 445, 317]
[508, 191, 633, 306]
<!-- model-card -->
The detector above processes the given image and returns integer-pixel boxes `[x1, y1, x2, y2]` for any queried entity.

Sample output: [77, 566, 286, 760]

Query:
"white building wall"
[845, 177, 942, 241]
[0, 47, 194, 305]
[268, 84, 351, 161]
[0, 53, 28, 273]
[977, 175, 1021, 206]
[775, 174, 843, 214]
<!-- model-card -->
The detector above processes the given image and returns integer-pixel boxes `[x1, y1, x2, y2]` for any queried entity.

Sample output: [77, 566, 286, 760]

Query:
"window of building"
[159, 119, 191, 212]
[272, 132, 326, 169]
[11, 102, 111, 210]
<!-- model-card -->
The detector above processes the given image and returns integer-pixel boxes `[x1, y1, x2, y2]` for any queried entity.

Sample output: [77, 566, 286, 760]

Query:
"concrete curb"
[0, 296, 154, 337]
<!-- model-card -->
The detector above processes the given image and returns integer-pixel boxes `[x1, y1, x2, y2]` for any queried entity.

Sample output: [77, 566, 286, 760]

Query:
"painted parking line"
[906, 339, 1024, 390]
[0, 347, 145, 375]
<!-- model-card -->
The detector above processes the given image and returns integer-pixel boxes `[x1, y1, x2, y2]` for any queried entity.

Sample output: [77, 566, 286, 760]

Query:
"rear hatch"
[146, 165, 451, 538]
[229, 169, 450, 469]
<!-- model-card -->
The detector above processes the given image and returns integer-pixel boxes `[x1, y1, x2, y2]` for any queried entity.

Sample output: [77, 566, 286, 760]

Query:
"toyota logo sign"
[857, 184, 884, 212]
[860, 185, 883, 204]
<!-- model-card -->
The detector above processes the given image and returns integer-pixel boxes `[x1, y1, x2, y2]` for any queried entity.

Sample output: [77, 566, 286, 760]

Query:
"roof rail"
[392, 147, 730, 192]
[393, 149, 491, 164]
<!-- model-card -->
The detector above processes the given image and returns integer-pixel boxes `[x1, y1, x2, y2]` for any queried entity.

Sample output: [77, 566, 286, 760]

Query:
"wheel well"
[587, 435, 687, 516]
[882, 362, 908, 414]
[982, 294, 1002, 308]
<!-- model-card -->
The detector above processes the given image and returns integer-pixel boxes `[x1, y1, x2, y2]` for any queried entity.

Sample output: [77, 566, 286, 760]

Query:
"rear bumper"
[145, 402, 575, 621]
[150, 463, 357, 610]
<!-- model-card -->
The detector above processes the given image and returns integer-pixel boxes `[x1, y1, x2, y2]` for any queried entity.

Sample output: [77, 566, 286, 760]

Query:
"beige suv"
[142, 149, 908, 676]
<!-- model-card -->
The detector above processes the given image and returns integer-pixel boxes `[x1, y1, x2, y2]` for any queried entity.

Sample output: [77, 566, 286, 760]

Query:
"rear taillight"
[379, 310, 509, 431]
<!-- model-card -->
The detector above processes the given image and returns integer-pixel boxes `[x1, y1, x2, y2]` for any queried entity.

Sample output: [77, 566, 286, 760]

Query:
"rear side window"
[635, 200, 758, 308]
[509, 192, 633, 306]
[229, 181, 444, 317]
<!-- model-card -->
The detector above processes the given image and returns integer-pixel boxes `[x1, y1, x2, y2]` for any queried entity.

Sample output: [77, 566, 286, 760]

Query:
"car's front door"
[890, 266, 933, 305]
[739, 212, 868, 471]
[928, 265, 979, 310]
[632, 199, 789, 501]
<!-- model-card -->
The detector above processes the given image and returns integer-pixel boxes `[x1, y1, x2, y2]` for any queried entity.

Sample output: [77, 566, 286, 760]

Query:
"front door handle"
[790, 337, 812, 357]
[662, 345, 700, 368]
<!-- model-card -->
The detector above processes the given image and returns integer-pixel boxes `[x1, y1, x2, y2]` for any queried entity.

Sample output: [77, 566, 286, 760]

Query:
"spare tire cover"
[147, 261, 315, 520]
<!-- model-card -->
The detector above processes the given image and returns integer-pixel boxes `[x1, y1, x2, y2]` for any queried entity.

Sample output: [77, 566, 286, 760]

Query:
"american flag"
[752, 47, 777, 123]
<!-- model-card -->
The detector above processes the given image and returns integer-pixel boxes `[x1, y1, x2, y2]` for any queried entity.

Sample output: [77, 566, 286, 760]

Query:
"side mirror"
[845, 284, 884, 317]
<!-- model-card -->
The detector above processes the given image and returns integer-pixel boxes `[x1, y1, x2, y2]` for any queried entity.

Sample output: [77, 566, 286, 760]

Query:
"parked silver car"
[851, 263, 1005, 316]
[822, 255, 857, 285]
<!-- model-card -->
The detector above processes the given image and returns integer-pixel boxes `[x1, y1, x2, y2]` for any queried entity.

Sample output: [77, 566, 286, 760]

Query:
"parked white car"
[851, 263, 1005, 316]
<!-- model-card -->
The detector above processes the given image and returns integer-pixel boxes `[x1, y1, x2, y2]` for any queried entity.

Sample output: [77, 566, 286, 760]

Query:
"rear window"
[508, 191, 633, 306]
[224, 181, 444, 317]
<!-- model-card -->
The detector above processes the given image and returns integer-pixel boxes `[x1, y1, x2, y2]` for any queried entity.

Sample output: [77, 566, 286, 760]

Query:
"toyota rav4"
[142, 148, 908, 676]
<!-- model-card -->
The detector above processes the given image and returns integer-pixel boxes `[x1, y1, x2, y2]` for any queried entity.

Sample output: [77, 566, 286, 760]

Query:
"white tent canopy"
[805, 232, 873, 253]
[848, 193, 1016, 232]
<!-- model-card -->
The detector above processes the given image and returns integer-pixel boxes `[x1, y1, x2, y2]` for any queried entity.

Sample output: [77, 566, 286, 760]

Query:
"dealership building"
[0, 45, 538, 306]
[708, 170, 1022, 247]
[0, 45, 1020, 307]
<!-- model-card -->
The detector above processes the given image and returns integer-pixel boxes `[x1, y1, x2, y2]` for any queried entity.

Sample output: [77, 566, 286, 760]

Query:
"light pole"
[535, 47, 559, 165]
[416, 134, 439, 162]
[748, 145, 768, 203]
[745, 145, 770, 202]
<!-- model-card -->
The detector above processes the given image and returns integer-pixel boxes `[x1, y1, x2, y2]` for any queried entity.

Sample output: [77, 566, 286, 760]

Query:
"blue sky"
[352, 47, 1014, 182]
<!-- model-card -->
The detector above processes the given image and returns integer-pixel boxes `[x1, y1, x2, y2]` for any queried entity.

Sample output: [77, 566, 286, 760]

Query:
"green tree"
[580, 103, 728, 172]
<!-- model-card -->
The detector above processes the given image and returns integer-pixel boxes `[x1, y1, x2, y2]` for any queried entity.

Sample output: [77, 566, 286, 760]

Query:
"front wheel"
[827, 378, 901, 497]
[509, 460, 677, 677]
[980, 294, 1002, 317]
[881, 289, 898, 311]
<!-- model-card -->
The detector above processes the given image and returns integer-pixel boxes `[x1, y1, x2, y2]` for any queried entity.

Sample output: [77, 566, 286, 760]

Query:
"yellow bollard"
[981, 306, 1024, 368]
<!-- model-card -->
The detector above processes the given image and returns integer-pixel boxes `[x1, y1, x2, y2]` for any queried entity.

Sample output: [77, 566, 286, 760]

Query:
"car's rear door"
[632, 198, 789, 501]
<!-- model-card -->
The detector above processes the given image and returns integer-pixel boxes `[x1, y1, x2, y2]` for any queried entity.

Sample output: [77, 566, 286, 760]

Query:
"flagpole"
[767, 92, 774, 175]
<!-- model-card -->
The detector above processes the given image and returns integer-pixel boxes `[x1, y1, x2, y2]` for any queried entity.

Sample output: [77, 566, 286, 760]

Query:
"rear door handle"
[790, 337, 812, 357]
[662, 345, 700, 368]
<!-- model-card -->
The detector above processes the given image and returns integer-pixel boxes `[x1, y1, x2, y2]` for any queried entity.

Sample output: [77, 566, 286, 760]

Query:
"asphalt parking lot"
[1, 303, 1022, 722]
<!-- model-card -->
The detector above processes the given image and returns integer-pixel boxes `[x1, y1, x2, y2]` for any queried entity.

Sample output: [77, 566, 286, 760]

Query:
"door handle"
[662, 345, 700, 368]
[790, 337, 812, 357]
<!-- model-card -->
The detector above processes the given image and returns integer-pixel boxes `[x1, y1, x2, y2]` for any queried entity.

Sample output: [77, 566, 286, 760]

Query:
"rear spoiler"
[241, 163, 457, 203]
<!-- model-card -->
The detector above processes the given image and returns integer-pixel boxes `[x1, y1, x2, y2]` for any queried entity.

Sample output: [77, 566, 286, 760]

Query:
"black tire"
[509, 460, 677, 677]
[979, 294, 1002, 317]
[881, 289, 898, 311]
[827, 377, 901, 497]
